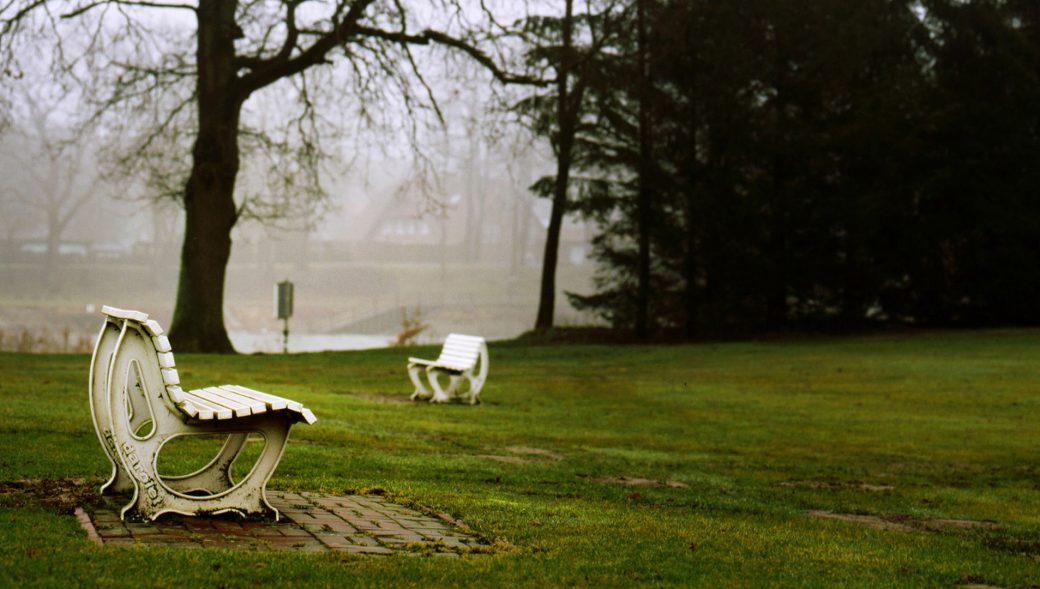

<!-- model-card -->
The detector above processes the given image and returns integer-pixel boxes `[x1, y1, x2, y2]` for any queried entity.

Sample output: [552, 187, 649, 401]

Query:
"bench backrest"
[435, 333, 486, 370]
[96, 306, 186, 403]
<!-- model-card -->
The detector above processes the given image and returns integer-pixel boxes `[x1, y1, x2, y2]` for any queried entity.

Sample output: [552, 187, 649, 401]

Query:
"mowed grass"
[0, 330, 1038, 587]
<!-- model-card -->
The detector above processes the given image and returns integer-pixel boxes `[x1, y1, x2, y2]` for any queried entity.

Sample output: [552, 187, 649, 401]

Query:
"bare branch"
[355, 26, 549, 86]
[0, 0, 46, 37]
[61, 0, 196, 19]
[236, 0, 375, 96]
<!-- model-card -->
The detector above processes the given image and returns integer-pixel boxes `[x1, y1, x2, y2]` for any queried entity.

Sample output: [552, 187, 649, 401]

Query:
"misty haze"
[0, 138, 597, 352]
[2, 0, 1039, 585]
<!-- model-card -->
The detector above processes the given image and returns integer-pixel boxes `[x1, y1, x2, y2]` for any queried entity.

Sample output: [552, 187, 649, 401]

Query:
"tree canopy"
[1, 0, 535, 351]
[555, 0, 1040, 336]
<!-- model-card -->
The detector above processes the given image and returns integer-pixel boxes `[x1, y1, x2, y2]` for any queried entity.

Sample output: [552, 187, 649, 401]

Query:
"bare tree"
[1, 0, 540, 352]
[0, 84, 100, 286]
[506, 0, 623, 330]
[0, 187, 34, 242]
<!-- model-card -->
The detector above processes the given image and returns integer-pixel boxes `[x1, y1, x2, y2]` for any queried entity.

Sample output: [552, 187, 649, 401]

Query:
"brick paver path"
[80, 491, 484, 556]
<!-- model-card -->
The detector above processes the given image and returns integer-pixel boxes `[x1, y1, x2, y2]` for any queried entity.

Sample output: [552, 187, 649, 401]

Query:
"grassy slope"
[0, 330, 1038, 587]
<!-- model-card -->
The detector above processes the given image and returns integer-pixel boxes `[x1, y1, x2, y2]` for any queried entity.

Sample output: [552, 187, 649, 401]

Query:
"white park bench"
[89, 306, 316, 521]
[407, 333, 489, 404]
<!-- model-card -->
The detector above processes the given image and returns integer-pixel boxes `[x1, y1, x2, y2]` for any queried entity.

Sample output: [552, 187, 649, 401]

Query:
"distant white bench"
[89, 306, 316, 521]
[408, 334, 489, 404]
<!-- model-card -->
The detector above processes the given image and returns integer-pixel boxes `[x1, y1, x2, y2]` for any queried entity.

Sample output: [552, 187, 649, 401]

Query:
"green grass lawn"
[1, 330, 1038, 587]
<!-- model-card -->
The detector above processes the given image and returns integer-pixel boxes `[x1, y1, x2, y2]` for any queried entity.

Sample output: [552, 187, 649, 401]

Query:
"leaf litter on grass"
[808, 510, 1000, 533]
[0, 478, 100, 513]
[477, 446, 565, 464]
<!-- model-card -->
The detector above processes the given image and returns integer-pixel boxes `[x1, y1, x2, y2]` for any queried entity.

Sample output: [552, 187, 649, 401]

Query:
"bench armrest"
[408, 357, 434, 365]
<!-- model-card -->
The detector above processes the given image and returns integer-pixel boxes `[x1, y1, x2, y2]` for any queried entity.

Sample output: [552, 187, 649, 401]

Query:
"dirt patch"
[808, 510, 915, 532]
[0, 478, 101, 513]
[955, 574, 1008, 589]
[984, 534, 1040, 556]
[858, 484, 895, 492]
[809, 510, 1000, 534]
[478, 455, 542, 464]
[351, 392, 411, 405]
[478, 447, 565, 465]
[504, 447, 564, 461]
[780, 480, 894, 492]
[587, 475, 688, 489]
[924, 518, 999, 531]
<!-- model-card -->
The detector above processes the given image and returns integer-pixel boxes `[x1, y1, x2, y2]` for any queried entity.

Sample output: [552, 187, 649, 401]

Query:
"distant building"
[329, 170, 592, 268]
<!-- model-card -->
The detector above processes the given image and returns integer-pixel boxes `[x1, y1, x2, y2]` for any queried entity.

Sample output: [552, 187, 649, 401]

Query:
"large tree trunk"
[535, 144, 571, 329]
[169, 177, 237, 353]
[534, 0, 575, 331]
[44, 210, 61, 290]
[167, 0, 241, 353]
[634, 0, 654, 339]
[682, 40, 699, 340]
[683, 193, 698, 339]
[766, 29, 791, 330]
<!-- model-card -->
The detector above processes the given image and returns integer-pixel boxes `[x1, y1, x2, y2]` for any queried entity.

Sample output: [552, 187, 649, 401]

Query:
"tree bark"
[682, 40, 699, 340]
[634, 0, 654, 339]
[167, 0, 241, 353]
[535, 144, 571, 329]
[683, 183, 698, 340]
[44, 210, 61, 290]
[764, 22, 792, 329]
[534, 0, 575, 331]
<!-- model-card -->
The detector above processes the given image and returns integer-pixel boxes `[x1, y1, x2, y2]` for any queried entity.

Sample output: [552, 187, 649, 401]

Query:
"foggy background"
[0, 94, 598, 353]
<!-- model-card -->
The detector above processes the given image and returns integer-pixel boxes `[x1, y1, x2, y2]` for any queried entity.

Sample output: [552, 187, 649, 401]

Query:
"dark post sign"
[276, 280, 294, 319]
[275, 280, 294, 354]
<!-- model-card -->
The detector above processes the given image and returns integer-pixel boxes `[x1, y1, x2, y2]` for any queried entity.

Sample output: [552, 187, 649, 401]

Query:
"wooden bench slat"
[187, 387, 254, 418]
[153, 336, 172, 353]
[179, 391, 234, 420]
[177, 399, 201, 419]
[439, 350, 479, 360]
[207, 386, 267, 415]
[157, 352, 176, 368]
[436, 357, 475, 367]
[222, 385, 315, 424]
[161, 368, 180, 386]
[102, 306, 149, 322]
[222, 384, 299, 412]
[441, 353, 479, 362]
[445, 337, 482, 344]
[143, 319, 165, 337]
[442, 342, 482, 351]
[166, 385, 186, 404]
[179, 395, 218, 420]
[444, 339, 483, 348]
[437, 356, 479, 368]
[443, 341, 482, 350]
[442, 345, 482, 352]
[441, 342, 481, 352]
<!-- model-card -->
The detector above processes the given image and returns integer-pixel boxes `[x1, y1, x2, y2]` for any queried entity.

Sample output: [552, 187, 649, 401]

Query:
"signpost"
[275, 280, 294, 354]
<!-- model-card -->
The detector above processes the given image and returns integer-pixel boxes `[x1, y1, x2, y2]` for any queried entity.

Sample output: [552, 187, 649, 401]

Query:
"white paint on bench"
[143, 320, 164, 337]
[407, 333, 489, 405]
[160, 368, 180, 386]
[101, 306, 149, 323]
[89, 306, 317, 521]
